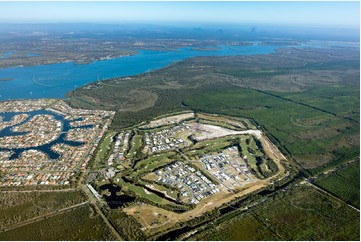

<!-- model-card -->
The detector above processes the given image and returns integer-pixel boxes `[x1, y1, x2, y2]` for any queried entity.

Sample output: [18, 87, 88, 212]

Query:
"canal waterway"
[0, 110, 92, 159]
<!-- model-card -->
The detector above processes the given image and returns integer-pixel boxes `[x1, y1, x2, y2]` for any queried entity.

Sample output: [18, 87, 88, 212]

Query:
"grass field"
[0, 190, 87, 229]
[150, 183, 180, 200]
[131, 153, 177, 179]
[188, 136, 237, 156]
[190, 185, 360, 241]
[116, 177, 172, 205]
[93, 131, 116, 168]
[0, 205, 116, 240]
[314, 161, 360, 208]
[134, 153, 173, 170]
[239, 135, 278, 179]
[127, 134, 143, 158]
[240, 136, 259, 175]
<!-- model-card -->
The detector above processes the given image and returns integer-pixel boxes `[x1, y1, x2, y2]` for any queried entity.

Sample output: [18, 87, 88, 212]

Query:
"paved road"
[80, 184, 124, 240]
[80, 184, 98, 204]
[177, 148, 190, 161]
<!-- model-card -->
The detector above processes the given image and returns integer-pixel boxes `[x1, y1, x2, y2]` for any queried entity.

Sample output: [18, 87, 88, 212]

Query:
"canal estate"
[0, 99, 115, 186]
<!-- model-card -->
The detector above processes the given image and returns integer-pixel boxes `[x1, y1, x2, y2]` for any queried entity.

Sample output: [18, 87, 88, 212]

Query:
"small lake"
[0, 44, 280, 100]
[99, 183, 136, 209]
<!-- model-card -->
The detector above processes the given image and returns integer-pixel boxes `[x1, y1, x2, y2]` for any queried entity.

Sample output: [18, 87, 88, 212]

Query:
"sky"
[0, 1, 359, 28]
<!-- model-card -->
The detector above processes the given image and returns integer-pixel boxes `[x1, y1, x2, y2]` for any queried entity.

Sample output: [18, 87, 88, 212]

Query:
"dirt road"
[1, 201, 89, 232]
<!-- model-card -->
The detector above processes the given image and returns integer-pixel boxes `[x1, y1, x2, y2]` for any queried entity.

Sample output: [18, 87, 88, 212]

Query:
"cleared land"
[197, 113, 255, 130]
[123, 185, 266, 233]
[189, 122, 262, 141]
[140, 112, 195, 129]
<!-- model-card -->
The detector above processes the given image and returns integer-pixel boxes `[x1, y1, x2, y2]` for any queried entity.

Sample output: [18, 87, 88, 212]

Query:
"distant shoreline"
[0, 78, 13, 82]
[0, 43, 280, 101]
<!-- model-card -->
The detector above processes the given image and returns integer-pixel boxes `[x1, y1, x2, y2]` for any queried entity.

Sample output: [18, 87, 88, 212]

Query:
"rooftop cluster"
[154, 161, 218, 204]
[0, 99, 55, 113]
[0, 99, 114, 187]
[149, 146, 258, 204]
[144, 124, 191, 154]
[200, 146, 254, 190]
[0, 114, 62, 149]
[108, 131, 130, 166]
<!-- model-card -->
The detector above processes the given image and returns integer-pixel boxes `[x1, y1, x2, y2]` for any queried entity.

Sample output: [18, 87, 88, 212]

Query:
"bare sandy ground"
[140, 112, 194, 129]
[188, 123, 262, 141]
[123, 182, 264, 229]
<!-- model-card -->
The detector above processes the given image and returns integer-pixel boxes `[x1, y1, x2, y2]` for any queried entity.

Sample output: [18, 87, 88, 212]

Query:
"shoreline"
[0, 44, 281, 101]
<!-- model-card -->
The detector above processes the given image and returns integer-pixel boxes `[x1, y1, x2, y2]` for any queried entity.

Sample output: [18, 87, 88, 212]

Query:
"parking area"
[199, 146, 255, 190]
[149, 146, 259, 205]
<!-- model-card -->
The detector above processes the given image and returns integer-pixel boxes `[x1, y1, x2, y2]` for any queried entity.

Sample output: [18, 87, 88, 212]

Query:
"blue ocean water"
[0, 44, 280, 100]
